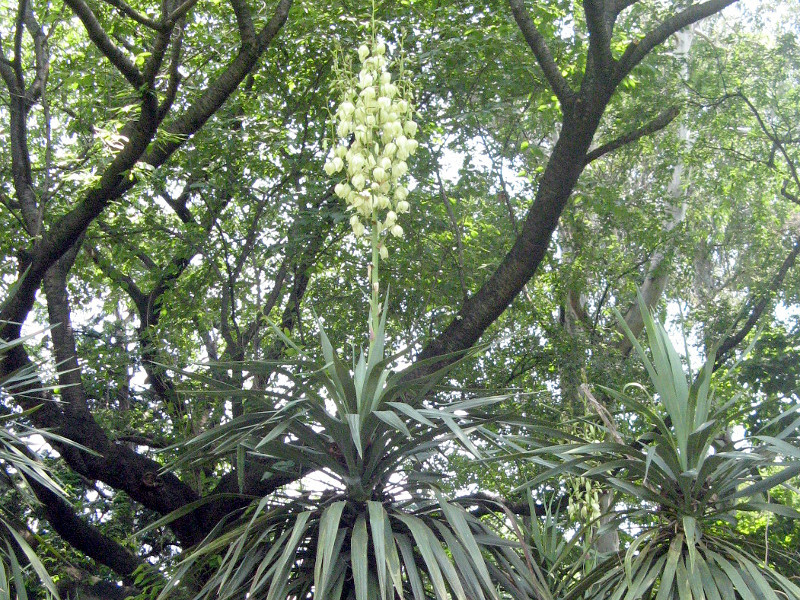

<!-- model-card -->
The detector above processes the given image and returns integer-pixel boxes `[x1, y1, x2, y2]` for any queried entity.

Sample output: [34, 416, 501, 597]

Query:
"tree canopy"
[1, 0, 800, 598]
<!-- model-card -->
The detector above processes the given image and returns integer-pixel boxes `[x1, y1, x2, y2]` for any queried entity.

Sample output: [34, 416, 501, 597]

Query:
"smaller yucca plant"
[515, 296, 800, 600]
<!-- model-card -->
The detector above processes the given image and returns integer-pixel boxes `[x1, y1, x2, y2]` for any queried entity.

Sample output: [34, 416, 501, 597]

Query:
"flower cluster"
[567, 476, 602, 523]
[566, 419, 603, 523]
[324, 40, 418, 256]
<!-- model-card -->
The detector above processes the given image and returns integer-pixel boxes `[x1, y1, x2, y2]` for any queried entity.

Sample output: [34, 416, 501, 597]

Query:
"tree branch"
[614, 0, 738, 86]
[13, 0, 27, 75]
[157, 21, 185, 122]
[23, 4, 48, 105]
[417, 105, 604, 374]
[0, 0, 291, 342]
[147, 0, 292, 166]
[736, 92, 800, 196]
[230, 0, 256, 49]
[610, 0, 638, 19]
[99, 0, 165, 31]
[165, 0, 201, 25]
[583, 0, 614, 81]
[584, 105, 681, 164]
[715, 233, 800, 368]
[507, 0, 575, 111]
[29, 476, 143, 579]
[62, 0, 144, 88]
[9, 252, 206, 547]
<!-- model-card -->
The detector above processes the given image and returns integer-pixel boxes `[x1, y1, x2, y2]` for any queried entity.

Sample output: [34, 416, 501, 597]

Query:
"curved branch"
[614, 0, 737, 86]
[585, 105, 681, 164]
[508, 0, 575, 111]
[62, 0, 144, 88]
[146, 0, 293, 166]
[715, 233, 800, 369]
[99, 0, 165, 31]
[417, 109, 602, 372]
[29, 477, 143, 579]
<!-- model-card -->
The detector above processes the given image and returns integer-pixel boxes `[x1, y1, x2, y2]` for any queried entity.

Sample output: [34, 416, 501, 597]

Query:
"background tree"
[1, 0, 799, 596]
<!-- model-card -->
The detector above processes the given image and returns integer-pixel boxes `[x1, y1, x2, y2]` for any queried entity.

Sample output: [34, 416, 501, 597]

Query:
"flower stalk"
[324, 32, 418, 355]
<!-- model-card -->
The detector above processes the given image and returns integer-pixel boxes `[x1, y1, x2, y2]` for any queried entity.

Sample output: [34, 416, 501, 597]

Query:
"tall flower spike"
[326, 38, 418, 246]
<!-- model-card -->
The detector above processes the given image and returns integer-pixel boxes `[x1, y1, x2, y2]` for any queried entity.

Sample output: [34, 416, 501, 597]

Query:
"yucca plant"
[513, 297, 800, 600]
[151, 28, 554, 600]
[157, 308, 542, 600]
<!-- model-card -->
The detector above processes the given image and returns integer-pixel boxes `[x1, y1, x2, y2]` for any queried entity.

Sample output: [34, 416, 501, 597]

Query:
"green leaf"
[396, 514, 450, 600]
[315, 501, 346, 600]
[683, 516, 698, 574]
[386, 402, 435, 427]
[373, 410, 412, 438]
[4, 524, 60, 599]
[708, 551, 754, 600]
[267, 511, 312, 600]
[733, 463, 800, 499]
[346, 414, 364, 458]
[437, 493, 499, 600]
[396, 532, 426, 600]
[656, 534, 683, 600]
[368, 501, 390, 600]
[352, 514, 369, 600]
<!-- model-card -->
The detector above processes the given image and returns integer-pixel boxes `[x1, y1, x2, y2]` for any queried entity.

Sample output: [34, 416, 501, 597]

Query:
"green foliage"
[2, 0, 800, 596]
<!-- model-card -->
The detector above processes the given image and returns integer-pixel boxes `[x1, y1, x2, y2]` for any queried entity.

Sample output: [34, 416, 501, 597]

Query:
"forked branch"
[507, 0, 575, 111]
[614, 0, 738, 87]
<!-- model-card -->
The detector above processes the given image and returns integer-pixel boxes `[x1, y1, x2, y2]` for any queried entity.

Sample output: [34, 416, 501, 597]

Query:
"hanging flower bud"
[336, 121, 351, 138]
[392, 161, 408, 179]
[359, 71, 374, 89]
[339, 101, 355, 117]
[335, 182, 350, 198]
[372, 166, 387, 183]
